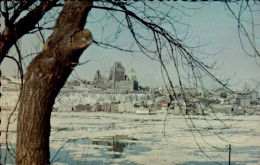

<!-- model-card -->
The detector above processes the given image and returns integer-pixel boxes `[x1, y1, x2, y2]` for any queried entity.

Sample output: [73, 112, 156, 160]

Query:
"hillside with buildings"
[1, 62, 260, 115]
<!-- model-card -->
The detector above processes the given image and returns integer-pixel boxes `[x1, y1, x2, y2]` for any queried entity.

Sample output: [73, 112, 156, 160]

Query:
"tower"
[109, 62, 125, 82]
[128, 68, 137, 81]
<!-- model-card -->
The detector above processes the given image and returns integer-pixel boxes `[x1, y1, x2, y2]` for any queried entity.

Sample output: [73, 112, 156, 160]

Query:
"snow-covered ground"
[54, 92, 150, 110]
[1, 111, 260, 164]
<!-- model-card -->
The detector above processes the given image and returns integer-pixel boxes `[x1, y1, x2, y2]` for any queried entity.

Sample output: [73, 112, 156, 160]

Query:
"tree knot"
[71, 29, 92, 49]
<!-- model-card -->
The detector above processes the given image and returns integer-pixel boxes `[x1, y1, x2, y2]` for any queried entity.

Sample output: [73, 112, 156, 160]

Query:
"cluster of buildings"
[208, 87, 259, 115]
[1, 62, 260, 115]
[93, 62, 139, 91]
[159, 86, 260, 115]
[62, 83, 260, 115]
[64, 62, 139, 92]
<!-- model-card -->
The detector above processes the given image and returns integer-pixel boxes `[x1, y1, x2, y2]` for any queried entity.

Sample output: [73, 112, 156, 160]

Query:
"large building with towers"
[93, 62, 139, 91]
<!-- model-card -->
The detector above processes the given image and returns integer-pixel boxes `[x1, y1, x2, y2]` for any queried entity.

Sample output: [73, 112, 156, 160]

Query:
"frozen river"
[1, 111, 260, 164]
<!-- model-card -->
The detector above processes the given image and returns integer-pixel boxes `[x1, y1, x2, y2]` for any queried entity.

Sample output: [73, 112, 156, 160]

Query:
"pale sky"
[1, 2, 260, 92]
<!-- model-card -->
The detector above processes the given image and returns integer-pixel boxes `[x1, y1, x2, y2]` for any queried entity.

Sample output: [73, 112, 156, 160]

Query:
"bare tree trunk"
[16, 1, 92, 164]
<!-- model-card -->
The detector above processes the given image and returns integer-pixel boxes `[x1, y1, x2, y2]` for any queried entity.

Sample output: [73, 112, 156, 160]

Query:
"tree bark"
[16, 1, 93, 164]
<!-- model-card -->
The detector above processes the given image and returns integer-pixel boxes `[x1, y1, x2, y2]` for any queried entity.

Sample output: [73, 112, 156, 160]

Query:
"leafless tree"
[0, 0, 259, 164]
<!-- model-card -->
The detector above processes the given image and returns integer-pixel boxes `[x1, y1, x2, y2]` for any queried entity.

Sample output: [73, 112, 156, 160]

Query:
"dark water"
[0, 135, 150, 164]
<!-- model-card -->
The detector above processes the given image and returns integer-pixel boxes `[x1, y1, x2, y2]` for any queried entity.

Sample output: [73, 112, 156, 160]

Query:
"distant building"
[74, 104, 92, 112]
[93, 70, 106, 88]
[109, 62, 125, 82]
[93, 62, 139, 91]
[240, 99, 251, 107]
[101, 103, 111, 112]
[64, 80, 80, 88]
[92, 103, 101, 112]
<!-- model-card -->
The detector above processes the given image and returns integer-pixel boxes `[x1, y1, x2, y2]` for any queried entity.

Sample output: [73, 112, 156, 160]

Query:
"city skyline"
[0, 2, 259, 91]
